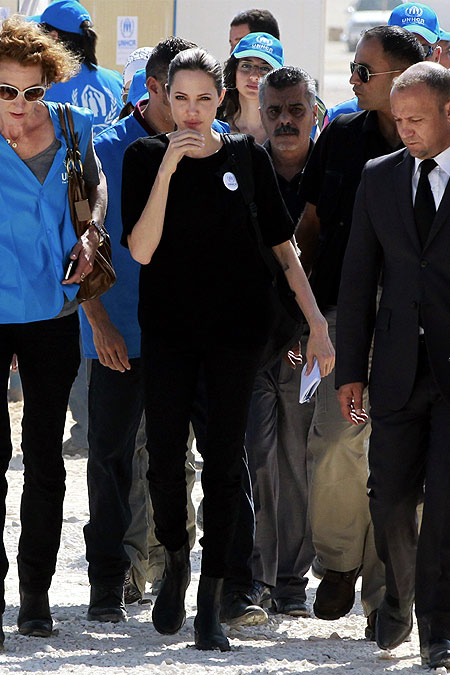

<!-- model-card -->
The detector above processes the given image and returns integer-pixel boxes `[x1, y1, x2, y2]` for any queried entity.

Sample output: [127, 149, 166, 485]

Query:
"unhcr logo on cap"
[405, 5, 423, 17]
[252, 41, 274, 55]
[255, 35, 273, 46]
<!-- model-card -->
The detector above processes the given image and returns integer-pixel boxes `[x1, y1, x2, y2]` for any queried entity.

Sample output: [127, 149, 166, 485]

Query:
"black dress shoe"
[87, 584, 127, 622]
[428, 639, 450, 669]
[195, 576, 230, 651]
[313, 567, 360, 620]
[152, 541, 190, 635]
[272, 598, 310, 617]
[375, 594, 413, 650]
[220, 590, 268, 626]
[18, 587, 52, 637]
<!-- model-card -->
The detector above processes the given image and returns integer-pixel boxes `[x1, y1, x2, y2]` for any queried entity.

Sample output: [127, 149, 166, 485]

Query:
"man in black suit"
[336, 62, 450, 670]
[297, 25, 424, 635]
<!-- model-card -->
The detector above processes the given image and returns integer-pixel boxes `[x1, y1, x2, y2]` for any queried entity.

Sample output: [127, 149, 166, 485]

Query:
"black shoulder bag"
[222, 133, 304, 370]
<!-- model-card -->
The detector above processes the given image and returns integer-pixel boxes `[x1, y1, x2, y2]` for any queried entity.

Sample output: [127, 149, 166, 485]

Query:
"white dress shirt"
[412, 145, 450, 209]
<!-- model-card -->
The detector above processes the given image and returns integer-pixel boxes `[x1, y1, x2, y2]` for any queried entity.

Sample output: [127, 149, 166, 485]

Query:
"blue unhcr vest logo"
[71, 86, 118, 134]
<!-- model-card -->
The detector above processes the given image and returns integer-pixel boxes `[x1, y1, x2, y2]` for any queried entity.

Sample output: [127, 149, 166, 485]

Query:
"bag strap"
[57, 102, 85, 178]
[222, 133, 285, 284]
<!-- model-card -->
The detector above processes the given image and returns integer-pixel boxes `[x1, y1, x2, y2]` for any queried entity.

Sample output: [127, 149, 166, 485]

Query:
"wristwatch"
[89, 219, 107, 246]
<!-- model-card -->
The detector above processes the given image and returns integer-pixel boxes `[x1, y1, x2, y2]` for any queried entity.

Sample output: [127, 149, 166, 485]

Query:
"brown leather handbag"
[57, 102, 116, 302]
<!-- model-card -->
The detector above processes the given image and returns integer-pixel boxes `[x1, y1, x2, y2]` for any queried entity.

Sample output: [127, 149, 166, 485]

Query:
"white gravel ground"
[0, 401, 438, 674]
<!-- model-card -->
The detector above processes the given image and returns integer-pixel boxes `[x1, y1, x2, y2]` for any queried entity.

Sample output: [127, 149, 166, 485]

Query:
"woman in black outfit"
[121, 48, 334, 651]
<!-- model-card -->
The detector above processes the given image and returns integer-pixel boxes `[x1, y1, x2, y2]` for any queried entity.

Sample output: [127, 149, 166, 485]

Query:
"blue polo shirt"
[45, 63, 123, 135]
[0, 102, 93, 324]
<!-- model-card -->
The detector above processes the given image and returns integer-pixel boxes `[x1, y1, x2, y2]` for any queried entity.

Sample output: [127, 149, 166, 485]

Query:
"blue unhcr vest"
[0, 102, 93, 324]
[45, 63, 123, 135]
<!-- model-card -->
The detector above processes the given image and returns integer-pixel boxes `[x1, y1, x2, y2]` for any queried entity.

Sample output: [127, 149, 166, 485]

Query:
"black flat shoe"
[220, 591, 268, 626]
[429, 638, 450, 669]
[18, 587, 52, 637]
[375, 594, 413, 650]
[313, 567, 361, 620]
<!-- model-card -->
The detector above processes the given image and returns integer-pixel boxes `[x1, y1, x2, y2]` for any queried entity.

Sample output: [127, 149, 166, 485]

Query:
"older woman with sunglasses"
[220, 32, 284, 143]
[0, 16, 106, 646]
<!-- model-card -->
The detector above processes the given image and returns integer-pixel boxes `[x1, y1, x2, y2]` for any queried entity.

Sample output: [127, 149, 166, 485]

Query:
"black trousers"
[368, 341, 450, 640]
[190, 367, 255, 593]
[141, 332, 260, 578]
[0, 313, 79, 607]
[84, 358, 144, 586]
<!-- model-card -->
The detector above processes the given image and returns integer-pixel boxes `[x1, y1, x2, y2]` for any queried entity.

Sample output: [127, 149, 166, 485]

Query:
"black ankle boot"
[194, 576, 230, 651]
[17, 586, 52, 637]
[87, 584, 127, 622]
[152, 541, 190, 635]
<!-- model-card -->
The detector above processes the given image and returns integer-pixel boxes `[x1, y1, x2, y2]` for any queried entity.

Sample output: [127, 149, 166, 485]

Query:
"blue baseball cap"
[440, 29, 450, 41]
[388, 3, 440, 44]
[40, 1, 91, 35]
[231, 32, 284, 70]
[127, 68, 149, 106]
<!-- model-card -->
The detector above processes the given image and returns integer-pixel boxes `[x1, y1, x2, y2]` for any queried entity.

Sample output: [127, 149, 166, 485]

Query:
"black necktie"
[414, 158, 437, 248]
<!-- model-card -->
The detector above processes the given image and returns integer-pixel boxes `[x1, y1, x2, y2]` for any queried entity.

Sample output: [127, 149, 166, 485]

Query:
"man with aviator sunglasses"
[326, 2, 441, 126]
[296, 25, 424, 635]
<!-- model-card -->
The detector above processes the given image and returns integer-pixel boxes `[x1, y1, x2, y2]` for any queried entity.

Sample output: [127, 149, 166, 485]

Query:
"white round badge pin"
[223, 171, 239, 191]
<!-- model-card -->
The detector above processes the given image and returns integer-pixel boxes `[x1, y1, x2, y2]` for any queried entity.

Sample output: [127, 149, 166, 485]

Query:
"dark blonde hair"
[0, 15, 80, 84]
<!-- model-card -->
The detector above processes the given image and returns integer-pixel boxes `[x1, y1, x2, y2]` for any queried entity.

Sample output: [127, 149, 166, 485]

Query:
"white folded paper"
[299, 358, 321, 403]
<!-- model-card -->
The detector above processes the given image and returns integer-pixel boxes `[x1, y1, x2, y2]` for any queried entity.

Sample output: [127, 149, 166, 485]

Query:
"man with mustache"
[242, 66, 318, 617]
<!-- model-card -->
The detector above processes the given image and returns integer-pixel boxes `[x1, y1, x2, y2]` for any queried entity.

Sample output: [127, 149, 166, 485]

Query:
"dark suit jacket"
[335, 147, 450, 411]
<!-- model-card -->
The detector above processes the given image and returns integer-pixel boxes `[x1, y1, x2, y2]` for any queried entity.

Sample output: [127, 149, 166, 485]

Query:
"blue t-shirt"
[0, 103, 93, 324]
[45, 63, 123, 135]
[80, 112, 145, 358]
[325, 97, 361, 126]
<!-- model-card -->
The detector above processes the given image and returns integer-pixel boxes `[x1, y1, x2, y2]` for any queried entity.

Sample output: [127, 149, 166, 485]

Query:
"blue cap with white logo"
[40, 1, 91, 35]
[127, 68, 149, 106]
[231, 32, 284, 70]
[388, 3, 440, 45]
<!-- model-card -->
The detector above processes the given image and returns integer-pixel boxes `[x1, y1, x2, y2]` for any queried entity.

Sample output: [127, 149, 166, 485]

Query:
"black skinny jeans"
[142, 332, 261, 579]
[0, 313, 80, 608]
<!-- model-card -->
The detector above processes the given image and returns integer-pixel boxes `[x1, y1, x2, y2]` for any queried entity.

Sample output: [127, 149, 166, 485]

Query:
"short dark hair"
[259, 66, 316, 108]
[362, 25, 425, 69]
[392, 61, 450, 107]
[146, 36, 196, 82]
[230, 9, 280, 39]
[167, 47, 223, 96]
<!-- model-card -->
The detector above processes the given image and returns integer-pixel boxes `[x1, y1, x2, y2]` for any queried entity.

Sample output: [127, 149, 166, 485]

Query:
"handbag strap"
[222, 133, 284, 284]
[57, 102, 85, 179]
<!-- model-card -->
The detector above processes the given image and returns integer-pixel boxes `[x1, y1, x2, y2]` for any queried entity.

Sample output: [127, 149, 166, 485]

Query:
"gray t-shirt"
[23, 134, 101, 317]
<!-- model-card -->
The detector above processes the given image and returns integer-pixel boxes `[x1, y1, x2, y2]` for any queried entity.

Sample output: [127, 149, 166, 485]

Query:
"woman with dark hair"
[121, 47, 334, 652]
[0, 15, 106, 645]
[39, 0, 122, 134]
[220, 32, 284, 143]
